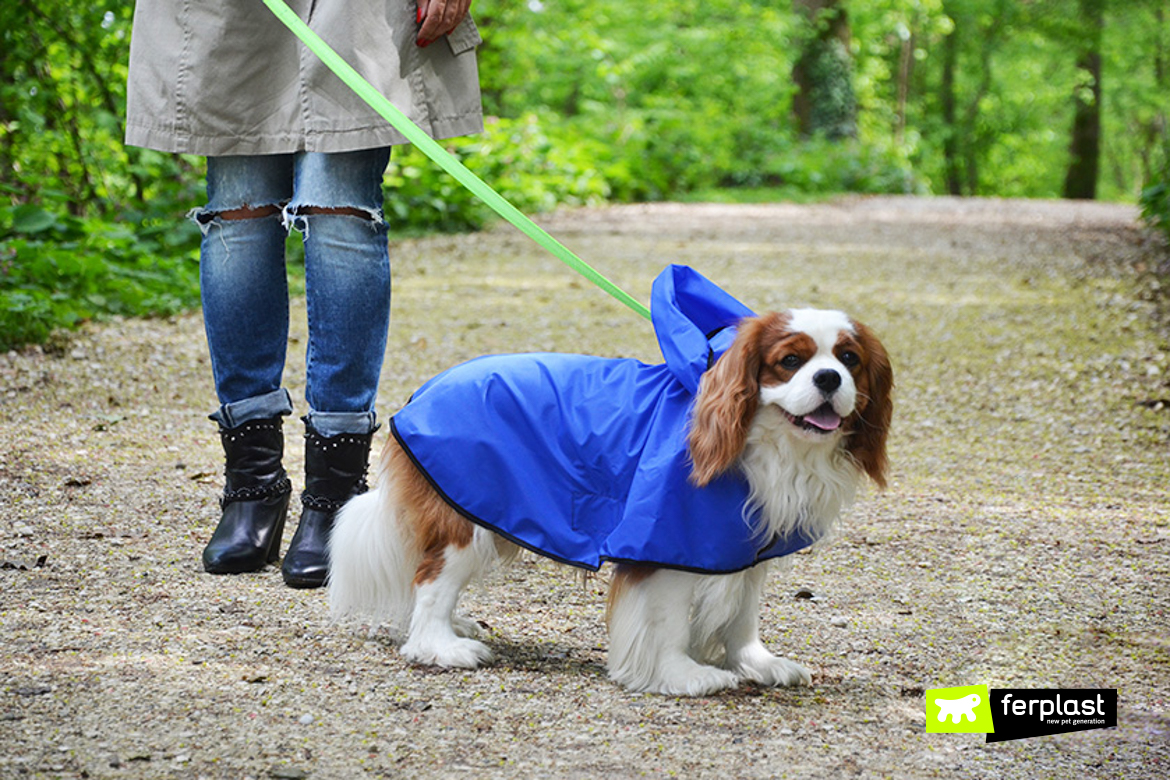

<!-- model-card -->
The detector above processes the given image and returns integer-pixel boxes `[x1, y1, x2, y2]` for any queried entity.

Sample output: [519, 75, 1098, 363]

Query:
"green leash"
[260, 0, 651, 321]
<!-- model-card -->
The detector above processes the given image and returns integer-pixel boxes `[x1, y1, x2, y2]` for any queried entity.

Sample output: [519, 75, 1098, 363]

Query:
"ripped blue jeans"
[195, 149, 392, 436]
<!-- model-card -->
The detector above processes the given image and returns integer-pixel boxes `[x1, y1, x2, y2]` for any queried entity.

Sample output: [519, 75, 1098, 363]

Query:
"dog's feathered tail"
[327, 481, 418, 630]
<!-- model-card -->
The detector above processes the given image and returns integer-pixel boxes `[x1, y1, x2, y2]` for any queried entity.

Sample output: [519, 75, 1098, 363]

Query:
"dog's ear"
[688, 314, 774, 487]
[845, 320, 893, 488]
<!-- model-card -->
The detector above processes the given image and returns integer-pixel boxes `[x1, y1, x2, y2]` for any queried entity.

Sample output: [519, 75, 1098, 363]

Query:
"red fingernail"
[417, 8, 424, 23]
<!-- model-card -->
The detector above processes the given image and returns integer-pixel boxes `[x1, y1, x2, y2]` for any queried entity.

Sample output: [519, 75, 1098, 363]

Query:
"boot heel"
[265, 497, 290, 565]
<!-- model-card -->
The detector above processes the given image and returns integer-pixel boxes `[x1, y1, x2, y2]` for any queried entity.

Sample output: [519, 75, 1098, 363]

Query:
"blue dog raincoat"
[391, 265, 822, 574]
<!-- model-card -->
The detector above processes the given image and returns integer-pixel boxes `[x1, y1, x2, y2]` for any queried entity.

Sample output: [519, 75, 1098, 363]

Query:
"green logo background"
[926, 685, 995, 734]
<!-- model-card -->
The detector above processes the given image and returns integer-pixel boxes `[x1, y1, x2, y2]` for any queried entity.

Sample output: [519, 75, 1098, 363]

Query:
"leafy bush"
[0, 205, 201, 351]
[383, 112, 612, 233]
[1140, 158, 1170, 243]
[6, 0, 1169, 352]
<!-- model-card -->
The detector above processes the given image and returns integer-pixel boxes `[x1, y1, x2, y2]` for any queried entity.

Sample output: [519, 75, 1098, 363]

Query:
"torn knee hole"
[284, 205, 385, 237]
[216, 204, 284, 221]
[291, 206, 376, 220]
[192, 204, 284, 228]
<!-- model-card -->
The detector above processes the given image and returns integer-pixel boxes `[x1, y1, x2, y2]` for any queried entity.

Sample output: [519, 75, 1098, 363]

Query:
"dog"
[328, 266, 892, 695]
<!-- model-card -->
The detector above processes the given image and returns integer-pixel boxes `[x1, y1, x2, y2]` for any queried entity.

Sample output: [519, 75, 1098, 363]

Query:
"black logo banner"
[987, 689, 1117, 743]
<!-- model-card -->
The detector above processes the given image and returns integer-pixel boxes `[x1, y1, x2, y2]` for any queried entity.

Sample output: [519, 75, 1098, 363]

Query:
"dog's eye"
[779, 355, 803, 370]
[838, 350, 861, 368]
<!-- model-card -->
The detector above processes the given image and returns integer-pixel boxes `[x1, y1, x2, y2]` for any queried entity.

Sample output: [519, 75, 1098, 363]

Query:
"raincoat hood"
[652, 264, 754, 394]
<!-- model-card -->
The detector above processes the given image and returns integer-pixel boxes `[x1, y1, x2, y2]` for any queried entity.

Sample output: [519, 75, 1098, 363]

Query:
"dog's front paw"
[732, 644, 811, 687]
[401, 636, 493, 669]
[631, 657, 741, 696]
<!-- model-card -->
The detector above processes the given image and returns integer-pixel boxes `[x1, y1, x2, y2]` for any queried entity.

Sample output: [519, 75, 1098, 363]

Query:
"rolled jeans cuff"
[209, 388, 294, 429]
[303, 411, 379, 437]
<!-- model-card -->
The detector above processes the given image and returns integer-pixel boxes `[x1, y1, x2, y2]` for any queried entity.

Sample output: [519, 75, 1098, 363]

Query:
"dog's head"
[688, 310, 893, 488]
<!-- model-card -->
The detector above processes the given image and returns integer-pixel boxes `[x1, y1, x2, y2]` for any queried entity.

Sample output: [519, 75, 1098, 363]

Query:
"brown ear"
[688, 314, 776, 486]
[845, 321, 893, 488]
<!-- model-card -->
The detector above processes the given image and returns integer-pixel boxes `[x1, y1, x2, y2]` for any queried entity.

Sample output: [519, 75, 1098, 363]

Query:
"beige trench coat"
[125, 0, 483, 156]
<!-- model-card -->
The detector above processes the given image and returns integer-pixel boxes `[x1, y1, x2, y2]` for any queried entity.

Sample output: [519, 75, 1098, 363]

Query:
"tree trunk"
[941, 12, 963, 195]
[1062, 0, 1105, 200]
[792, 0, 857, 139]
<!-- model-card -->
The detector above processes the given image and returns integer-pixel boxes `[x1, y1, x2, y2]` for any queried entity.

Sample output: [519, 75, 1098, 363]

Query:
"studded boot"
[281, 420, 376, 589]
[202, 416, 292, 574]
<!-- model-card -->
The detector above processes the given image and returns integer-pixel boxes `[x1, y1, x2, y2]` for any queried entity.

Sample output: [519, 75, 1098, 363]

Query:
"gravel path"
[2, 197, 1168, 779]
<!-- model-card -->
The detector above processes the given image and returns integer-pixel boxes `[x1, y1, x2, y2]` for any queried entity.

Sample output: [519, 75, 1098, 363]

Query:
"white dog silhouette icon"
[934, 693, 981, 723]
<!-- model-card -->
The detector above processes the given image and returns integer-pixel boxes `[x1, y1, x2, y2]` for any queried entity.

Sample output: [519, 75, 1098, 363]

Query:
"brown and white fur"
[328, 309, 892, 695]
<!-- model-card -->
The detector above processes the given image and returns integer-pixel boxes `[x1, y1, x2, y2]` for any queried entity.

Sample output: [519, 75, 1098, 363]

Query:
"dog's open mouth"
[783, 404, 842, 434]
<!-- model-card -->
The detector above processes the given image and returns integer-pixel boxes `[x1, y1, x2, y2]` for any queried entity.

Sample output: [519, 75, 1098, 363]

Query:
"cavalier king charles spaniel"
[328, 308, 892, 696]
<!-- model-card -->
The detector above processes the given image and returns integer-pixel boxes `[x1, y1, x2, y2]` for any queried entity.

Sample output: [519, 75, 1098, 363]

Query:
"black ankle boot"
[202, 416, 292, 574]
[281, 420, 376, 589]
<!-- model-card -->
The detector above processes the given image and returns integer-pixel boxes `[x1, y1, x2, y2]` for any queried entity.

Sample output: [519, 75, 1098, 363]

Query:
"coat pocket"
[445, 16, 482, 56]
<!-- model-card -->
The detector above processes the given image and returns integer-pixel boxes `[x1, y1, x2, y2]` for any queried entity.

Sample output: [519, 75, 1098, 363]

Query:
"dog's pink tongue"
[805, 406, 842, 431]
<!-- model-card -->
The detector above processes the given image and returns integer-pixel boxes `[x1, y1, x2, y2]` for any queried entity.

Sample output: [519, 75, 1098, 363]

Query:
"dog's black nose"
[813, 369, 842, 394]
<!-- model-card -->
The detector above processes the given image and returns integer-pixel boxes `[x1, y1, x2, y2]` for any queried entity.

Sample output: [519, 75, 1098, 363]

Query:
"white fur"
[607, 569, 742, 695]
[740, 408, 859, 544]
[607, 565, 812, 695]
[328, 311, 872, 695]
[787, 308, 853, 342]
[327, 487, 416, 629]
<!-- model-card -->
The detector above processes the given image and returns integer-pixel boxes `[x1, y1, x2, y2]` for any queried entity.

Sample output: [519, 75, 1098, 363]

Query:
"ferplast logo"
[925, 686, 1117, 743]
[986, 689, 1117, 743]
[925, 685, 995, 734]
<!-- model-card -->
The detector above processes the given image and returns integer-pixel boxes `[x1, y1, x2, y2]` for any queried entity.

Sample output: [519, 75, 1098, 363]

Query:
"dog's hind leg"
[400, 527, 497, 669]
[607, 566, 740, 695]
[327, 488, 418, 630]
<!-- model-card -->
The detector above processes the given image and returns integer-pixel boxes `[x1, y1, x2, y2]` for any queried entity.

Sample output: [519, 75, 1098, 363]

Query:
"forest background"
[2, 0, 1168, 351]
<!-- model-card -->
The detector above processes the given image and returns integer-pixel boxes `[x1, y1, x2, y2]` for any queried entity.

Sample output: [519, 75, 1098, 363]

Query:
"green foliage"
[1, 3, 202, 214]
[1140, 158, 1170, 242]
[3, 0, 1169, 349]
[474, 0, 815, 200]
[1101, 2, 1170, 201]
[1, 1, 204, 349]
[0, 204, 201, 351]
[383, 113, 612, 233]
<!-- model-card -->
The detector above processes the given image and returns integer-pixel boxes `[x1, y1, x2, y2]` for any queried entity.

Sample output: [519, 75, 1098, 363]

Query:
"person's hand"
[416, 0, 472, 48]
